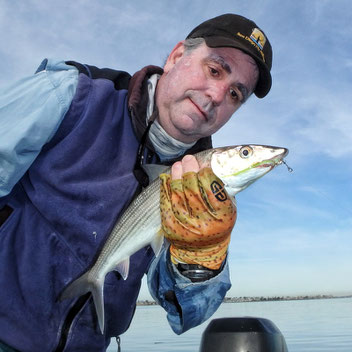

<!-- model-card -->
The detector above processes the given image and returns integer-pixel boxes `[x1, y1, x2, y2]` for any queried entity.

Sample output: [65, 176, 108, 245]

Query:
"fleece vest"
[0, 66, 154, 351]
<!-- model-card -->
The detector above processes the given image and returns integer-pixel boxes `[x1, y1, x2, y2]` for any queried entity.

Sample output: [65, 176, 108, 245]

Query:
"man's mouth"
[188, 98, 208, 121]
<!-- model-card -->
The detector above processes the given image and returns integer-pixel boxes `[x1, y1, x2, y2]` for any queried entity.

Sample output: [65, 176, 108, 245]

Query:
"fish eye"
[239, 146, 253, 159]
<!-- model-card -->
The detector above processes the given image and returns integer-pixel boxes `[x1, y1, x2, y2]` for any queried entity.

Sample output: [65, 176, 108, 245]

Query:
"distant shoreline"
[222, 294, 352, 304]
[137, 294, 352, 306]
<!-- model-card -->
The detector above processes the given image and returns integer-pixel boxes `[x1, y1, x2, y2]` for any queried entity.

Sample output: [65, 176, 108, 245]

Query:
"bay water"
[108, 297, 352, 351]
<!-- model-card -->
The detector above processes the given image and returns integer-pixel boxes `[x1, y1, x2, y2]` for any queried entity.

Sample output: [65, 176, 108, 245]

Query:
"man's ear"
[163, 41, 185, 73]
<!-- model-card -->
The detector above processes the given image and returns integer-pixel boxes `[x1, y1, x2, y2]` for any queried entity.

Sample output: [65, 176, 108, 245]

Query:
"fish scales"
[92, 179, 161, 279]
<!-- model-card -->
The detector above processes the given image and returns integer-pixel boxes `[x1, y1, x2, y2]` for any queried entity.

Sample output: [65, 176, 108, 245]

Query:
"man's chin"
[172, 126, 203, 144]
[161, 114, 205, 143]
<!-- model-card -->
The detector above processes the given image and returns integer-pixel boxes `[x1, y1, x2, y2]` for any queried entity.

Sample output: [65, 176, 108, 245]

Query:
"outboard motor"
[199, 317, 288, 352]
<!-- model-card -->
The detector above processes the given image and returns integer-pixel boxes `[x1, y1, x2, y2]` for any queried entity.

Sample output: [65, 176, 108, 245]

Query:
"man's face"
[155, 42, 259, 143]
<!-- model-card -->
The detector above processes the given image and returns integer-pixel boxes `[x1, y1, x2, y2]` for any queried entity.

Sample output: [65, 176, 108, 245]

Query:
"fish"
[60, 144, 289, 334]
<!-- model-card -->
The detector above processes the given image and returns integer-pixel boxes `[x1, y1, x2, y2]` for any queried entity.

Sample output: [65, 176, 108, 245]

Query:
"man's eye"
[209, 67, 219, 76]
[230, 88, 238, 100]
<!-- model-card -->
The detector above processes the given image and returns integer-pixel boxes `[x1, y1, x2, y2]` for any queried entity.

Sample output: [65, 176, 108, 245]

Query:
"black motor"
[199, 317, 288, 352]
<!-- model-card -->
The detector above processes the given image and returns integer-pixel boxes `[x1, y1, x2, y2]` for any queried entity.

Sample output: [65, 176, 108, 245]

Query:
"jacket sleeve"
[147, 246, 231, 334]
[0, 59, 78, 197]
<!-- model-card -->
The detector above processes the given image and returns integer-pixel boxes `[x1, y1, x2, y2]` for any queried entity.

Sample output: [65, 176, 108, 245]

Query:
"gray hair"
[163, 38, 205, 66]
[183, 37, 206, 54]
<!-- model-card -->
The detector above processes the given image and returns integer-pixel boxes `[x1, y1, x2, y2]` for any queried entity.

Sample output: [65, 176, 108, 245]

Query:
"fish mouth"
[254, 160, 277, 170]
[254, 147, 289, 169]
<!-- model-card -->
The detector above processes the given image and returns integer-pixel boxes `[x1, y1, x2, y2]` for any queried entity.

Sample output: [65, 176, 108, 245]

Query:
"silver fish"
[60, 144, 288, 334]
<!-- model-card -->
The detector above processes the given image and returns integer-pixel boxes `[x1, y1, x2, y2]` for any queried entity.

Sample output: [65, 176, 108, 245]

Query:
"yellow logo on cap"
[236, 28, 266, 62]
[250, 28, 266, 50]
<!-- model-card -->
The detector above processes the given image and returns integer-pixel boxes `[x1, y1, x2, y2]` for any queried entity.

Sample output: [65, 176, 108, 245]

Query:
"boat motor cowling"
[199, 317, 288, 352]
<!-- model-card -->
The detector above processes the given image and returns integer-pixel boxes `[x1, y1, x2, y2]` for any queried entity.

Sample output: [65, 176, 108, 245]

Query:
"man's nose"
[206, 82, 227, 106]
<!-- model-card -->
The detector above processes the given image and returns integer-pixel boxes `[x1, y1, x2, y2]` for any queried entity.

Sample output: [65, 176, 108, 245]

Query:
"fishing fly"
[281, 160, 293, 173]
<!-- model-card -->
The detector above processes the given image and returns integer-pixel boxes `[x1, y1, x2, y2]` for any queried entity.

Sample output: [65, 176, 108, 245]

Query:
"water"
[107, 297, 352, 351]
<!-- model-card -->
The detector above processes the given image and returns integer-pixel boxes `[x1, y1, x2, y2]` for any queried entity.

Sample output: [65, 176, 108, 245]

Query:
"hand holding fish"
[160, 155, 237, 270]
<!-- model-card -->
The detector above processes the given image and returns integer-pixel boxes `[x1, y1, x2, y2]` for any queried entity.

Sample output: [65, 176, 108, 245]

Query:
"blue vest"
[0, 70, 154, 351]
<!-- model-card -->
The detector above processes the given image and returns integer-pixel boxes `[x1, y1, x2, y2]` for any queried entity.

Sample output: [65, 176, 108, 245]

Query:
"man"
[0, 13, 272, 352]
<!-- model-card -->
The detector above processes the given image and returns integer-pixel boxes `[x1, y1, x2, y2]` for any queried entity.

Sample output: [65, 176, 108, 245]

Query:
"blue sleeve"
[0, 59, 78, 197]
[147, 246, 231, 334]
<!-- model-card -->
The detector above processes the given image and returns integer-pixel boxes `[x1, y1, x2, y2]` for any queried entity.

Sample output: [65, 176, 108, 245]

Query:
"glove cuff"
[169, 234, 230, 270]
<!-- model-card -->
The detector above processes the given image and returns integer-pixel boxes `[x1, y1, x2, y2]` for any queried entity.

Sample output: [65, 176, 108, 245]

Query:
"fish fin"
[151, 230, 164, 257]
[115, 258, 130, 280]
[91, 281, 105, 334]
[142, 164, 169, 182]
[60, 272, 106, 335]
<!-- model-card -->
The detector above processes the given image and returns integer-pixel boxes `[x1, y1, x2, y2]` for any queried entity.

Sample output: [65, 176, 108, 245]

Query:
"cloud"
[291, 86, 352, 156]
[0, 1, 178, 83]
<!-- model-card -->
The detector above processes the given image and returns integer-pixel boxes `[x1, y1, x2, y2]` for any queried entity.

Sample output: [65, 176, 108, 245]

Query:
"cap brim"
[203, 36, 272, 98]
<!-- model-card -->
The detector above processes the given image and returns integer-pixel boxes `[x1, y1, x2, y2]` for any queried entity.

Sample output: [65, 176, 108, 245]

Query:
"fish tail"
[60, 271, 106, 334]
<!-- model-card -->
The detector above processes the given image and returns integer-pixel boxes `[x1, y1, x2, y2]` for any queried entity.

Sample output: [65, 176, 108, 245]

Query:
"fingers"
[171, 155, 200, 180]
[171, 162, 183, 180]
[182, 155, 200, 173]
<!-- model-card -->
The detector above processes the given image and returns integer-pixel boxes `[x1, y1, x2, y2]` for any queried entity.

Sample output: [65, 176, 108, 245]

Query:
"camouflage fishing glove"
[159, 167, 237, 270]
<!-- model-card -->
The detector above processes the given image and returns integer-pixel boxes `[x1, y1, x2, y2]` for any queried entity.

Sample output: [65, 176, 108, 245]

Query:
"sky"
[1, 0, 351, 299]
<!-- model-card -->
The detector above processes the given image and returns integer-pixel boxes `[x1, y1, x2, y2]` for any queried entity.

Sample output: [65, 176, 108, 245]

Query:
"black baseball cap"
[186, 14, 272, 98]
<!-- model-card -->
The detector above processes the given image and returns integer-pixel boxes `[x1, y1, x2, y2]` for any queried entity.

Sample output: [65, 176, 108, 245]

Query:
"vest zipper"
[53, 293, 91, 352]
